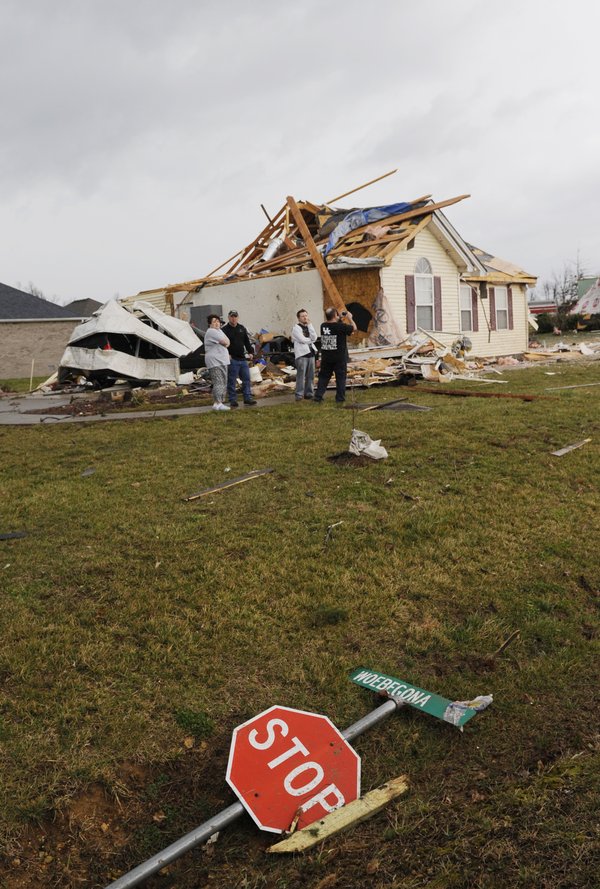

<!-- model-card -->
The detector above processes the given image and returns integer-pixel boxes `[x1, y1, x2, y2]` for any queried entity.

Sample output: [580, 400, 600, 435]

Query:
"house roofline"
[0, 316, 84, 324]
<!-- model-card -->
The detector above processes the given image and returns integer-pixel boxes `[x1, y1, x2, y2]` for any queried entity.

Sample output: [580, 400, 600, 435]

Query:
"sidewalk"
[0, 392, 297, 425]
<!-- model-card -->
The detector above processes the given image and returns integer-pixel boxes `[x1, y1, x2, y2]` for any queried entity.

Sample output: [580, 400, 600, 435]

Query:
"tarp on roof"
[324, 203, 413, 256]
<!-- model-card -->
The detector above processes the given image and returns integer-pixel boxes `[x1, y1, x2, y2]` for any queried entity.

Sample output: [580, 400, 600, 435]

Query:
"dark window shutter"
[405, 275, 416, 333]
[433, 276, 442, 331]
[471, 287, 479, 333]
[489, 286, 497, 331]
[507, 286, 514, 329]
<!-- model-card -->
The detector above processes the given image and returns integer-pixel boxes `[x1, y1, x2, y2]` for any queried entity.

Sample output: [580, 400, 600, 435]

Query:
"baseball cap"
[228, 309, 239, 317]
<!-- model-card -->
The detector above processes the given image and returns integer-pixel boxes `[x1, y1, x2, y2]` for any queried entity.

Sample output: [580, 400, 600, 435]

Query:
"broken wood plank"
[491, 629, 520, 659]
[359, 399, 408, 412]
[287, 196, 346, 313]
[267, 775, 409, 853]
[415, 387, 552, 402]
[545, 382, 600, 391]
[551, 438, 591, 457]
[184, 468, 274, 501]
[380, 214, 432, 262]
[326, 169, 400, 204]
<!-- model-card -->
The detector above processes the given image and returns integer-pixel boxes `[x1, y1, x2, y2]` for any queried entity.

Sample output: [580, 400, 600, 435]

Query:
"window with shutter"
[495, 286, 509, 330]
[460, 285, 473, 331]
[414, 258, 433, 330]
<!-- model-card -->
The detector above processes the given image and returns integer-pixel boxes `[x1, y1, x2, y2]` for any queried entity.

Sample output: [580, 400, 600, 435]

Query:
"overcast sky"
[1, 0, 598, 303]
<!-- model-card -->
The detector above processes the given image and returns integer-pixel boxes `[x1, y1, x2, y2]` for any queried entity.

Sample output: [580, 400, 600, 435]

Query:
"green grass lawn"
[0, 362, 599, 888]
[0, 376, 48, 393]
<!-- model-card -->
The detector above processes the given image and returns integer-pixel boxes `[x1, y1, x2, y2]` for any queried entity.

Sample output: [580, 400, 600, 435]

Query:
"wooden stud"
[326, 169, 399, 205]
[267, 775, 409, 854]
[184, 468, 274, 502]
[286, 196, 346, 313]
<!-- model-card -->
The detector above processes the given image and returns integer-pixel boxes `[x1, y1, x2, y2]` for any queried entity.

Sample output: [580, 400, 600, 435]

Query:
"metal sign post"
[105, 699, 397, 889]
[106, 672, 491, 888]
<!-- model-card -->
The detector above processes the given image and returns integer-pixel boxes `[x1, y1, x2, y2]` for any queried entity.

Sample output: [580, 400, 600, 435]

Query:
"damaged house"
[122, 186, 536, 360]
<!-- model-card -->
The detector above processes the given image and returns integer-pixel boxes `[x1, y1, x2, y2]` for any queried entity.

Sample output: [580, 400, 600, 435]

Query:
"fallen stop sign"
[226, 705, 361, 833]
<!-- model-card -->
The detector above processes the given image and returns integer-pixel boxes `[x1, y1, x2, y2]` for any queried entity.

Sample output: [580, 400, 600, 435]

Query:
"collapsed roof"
[570, 277, 600, 316]
[59, 299, 202, 385]
[171, 192, 475, 311]
[120, 173, 536, 317]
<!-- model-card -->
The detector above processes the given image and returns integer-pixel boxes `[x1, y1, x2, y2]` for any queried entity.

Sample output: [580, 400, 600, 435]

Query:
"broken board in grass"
[0, 531, 27, 541]
[184, 468, 274, 501]
[350, 667, 492, 729]
[357, 399, 431, 413]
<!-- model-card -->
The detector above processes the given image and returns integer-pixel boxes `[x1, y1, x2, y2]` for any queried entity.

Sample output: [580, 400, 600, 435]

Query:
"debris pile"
[58, 300, 203, 387]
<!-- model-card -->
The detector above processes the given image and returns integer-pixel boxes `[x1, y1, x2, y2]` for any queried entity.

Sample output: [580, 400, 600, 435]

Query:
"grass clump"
[309, 605, 349, 627]
[174, 708, 214, 739]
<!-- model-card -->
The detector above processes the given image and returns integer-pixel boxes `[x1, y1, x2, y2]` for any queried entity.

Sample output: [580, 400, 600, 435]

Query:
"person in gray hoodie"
[291, 309, 317, 401]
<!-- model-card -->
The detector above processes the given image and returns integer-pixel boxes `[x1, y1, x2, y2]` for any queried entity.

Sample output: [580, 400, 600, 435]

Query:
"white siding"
[455, 283, 529, 357]
[381, 226, 460, 346]
[189, 269, 324, 337]
[380, 225, 529, 357]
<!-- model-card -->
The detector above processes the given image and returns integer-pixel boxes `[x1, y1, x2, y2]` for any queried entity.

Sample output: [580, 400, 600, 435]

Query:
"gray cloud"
[0, 0, 599, 301]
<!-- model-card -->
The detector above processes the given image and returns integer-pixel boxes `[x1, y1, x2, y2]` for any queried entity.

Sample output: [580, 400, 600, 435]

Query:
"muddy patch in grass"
[327, 452, 374, 467]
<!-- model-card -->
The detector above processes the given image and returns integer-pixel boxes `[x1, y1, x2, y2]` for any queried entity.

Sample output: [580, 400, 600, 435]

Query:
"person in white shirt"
[203, 315, 231, 411]
[291, 309, 317, 401]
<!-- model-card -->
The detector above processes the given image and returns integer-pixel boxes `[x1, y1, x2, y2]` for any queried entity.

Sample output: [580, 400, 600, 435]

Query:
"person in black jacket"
[314, 307, 357, 403]
[222, 310, 257, 407]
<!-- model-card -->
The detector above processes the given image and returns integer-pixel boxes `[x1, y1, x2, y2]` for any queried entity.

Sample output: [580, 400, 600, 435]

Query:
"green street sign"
[350, 667, 492, 729]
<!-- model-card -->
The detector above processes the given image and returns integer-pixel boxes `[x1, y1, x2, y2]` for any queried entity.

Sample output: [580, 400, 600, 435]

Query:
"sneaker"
[304, 395, 314, 400]
[214, 403, 230, 411]
[229, 402, 239, 408]
[313, 398, 323, 404]
[243, 398, 257, 405]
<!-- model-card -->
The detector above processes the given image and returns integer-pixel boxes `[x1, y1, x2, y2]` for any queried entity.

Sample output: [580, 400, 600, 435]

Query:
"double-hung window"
[415, 257, 433, 330]
[460, 285, 473, 331]
[495, 286, 508, 330]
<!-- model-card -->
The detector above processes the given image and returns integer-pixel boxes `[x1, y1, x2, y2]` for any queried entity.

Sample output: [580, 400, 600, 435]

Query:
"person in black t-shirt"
[313, 307, 357, 403]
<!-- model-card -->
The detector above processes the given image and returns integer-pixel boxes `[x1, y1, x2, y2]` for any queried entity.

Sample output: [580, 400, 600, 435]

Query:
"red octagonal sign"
[226, 705, 361, 833]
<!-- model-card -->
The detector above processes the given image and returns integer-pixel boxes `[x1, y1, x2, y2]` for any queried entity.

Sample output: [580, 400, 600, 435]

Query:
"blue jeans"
[227, 358, 252, 404]
[295, 355, 315, 398]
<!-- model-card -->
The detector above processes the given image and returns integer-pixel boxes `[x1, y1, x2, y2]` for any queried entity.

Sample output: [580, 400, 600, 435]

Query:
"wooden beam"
[327, 230, 408, 256]
[184, 468, 274, 502]
[260, 203, 273, 223]
[326, 169, 399, 205]
[551, 438, 591, 456]
[287, 196, 346, 313]
[267, 775, 409, 853]
[380, 214, 432, 263]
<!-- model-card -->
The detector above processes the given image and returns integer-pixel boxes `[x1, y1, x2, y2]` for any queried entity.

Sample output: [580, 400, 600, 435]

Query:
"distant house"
[64, 298, 102, 318]
[0, 283, 84, 379]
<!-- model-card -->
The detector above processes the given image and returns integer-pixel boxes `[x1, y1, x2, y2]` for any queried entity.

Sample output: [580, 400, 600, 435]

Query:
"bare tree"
[27, 281, 64, 305]
[539, 255, 586, 329]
